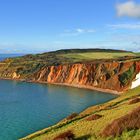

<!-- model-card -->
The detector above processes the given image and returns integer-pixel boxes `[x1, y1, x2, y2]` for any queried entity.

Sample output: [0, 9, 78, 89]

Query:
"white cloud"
[116, 1, 140, 18]
[76, 28, 84, 33]
[108, 23, 140, 29]
[61, 28, 96, 36]
[76, 28, 95, 33]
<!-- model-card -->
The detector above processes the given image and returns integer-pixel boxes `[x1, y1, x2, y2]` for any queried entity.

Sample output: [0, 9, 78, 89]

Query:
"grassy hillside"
[12, 49, 140, 65]
[21, 86, 140, 140]
[1, 49, 139, 66]
[61, 52, 136, 62]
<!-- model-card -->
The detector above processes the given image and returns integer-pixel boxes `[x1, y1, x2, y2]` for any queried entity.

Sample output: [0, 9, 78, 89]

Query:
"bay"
[0, 80, 117, 140]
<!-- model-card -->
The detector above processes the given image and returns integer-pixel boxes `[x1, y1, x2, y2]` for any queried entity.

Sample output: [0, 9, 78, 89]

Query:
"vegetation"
[85, 114, 102, 121]
[66, 113, 79, 121]
[53, 130, 75, 140]
[128, 98, 140, 105]
[61, 52, 136, 61]
[0, 49, 140, 79]
[101, 105, 140, 137]
[20, 86, 140, 140]
[119, 65, 136, 86]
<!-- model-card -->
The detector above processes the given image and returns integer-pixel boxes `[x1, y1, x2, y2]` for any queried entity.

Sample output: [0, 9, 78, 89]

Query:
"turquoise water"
[0, 79, 117, 140]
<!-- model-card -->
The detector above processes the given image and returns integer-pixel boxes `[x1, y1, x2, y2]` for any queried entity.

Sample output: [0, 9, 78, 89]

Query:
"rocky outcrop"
[12, 72, 20, 79]
[31, 61, 140, 92]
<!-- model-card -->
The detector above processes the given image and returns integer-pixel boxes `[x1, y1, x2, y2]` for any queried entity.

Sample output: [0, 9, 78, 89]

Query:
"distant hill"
[47, 48, 131, 54]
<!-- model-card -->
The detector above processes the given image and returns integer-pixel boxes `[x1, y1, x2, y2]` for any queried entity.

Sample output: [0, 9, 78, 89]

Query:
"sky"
[0, 0, 140, 53]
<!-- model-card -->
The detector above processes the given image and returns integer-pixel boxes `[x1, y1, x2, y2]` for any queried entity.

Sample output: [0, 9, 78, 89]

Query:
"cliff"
[0, 49, 140, 93]
[32, 61, 140, 92]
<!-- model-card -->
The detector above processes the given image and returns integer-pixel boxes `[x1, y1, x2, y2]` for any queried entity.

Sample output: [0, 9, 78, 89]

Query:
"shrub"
[119, 65, 135, 86]
[53, 130, 74, 140]
[86, 114, 102, 121]
[66, 113, 78, 120]
[128, 98, 140, 105]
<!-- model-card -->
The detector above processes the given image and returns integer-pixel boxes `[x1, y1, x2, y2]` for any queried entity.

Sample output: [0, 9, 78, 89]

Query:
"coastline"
[33, 81, 121, 95]
[0, 77, 121, 95]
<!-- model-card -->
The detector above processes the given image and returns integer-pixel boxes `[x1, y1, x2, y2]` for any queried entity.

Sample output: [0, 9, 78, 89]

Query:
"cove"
[0, 80, 117, 140]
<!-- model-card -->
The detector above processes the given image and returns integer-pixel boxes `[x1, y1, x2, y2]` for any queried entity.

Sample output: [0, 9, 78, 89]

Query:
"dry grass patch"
[128, 98, 140, 105]
[86, 114, 102, 121]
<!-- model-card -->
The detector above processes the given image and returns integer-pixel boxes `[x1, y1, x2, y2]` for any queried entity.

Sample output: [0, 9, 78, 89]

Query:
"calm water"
[0, 80, 117, 140]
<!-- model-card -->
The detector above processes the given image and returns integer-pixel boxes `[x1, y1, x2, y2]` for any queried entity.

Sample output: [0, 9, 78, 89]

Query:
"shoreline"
[33, 81, 121, 95]
[0, 77, 121, 95]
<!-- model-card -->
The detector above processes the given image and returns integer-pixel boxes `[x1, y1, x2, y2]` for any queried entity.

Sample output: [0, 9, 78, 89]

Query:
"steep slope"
[20, 86, 140, 140]
[33, 61, 140, 93]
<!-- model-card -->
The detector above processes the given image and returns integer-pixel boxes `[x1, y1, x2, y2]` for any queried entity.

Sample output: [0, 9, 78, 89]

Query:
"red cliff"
[32, 61, 140, 93]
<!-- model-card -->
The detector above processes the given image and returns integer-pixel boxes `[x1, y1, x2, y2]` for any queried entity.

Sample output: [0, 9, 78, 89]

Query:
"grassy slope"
[2, 50, 137, 66]
[61, 52, 136, 61]
[21, 86, 140, 140]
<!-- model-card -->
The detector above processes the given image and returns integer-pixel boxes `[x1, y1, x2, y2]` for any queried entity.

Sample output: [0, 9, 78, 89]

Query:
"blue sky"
[0, 0, 140, 53]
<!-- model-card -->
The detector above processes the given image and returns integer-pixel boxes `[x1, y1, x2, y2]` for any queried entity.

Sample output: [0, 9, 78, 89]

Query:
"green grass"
[60, 52, 136, 61]
[20, 86, 140, 140]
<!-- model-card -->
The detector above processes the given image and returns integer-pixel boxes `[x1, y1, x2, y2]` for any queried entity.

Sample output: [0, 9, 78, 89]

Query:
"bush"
[119, 65, 135, 86]
[66, 113, 78, 120]
[53, 130, 74, 140]
[86, 114, 102, 121]
[128, 98, 140, 105]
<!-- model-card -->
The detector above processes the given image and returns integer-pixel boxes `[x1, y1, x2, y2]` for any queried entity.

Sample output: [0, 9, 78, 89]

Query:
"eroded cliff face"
[31, 61, 140, 92]
[0, 58, 140, 93]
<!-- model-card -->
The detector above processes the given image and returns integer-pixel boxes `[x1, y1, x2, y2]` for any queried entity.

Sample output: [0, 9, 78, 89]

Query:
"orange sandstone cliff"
[31, 61, 140, 93]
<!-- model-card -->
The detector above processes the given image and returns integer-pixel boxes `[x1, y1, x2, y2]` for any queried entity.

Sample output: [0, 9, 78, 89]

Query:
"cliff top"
[0, 49, 140, 79]
[2, 48, 140, 65]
